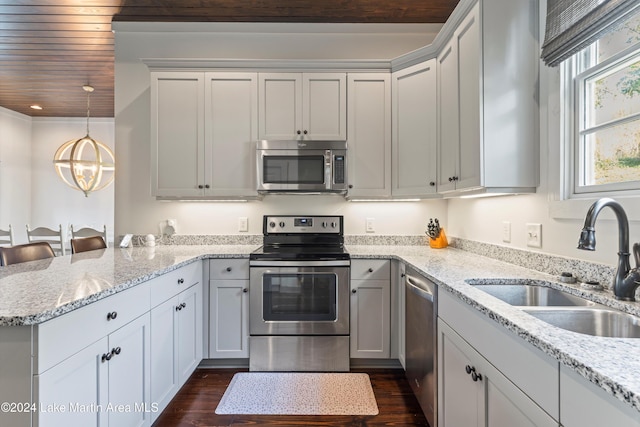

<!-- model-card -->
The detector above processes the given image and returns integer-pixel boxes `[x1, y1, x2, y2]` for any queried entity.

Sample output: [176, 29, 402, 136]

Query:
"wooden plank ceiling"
[0, 0, 459, 118]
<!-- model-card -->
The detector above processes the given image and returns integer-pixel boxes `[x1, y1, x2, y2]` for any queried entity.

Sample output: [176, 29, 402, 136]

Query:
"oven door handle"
[249, 260, 351, 267]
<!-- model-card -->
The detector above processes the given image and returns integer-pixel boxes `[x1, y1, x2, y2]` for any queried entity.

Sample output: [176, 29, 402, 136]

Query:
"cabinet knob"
[303, 130, 308, 135]
[368, 268, 374, 273]
[113, 347, 121, 356]
[297, 130, 301, 135]
[348, 184, 353, 189]
[101, 352, 112, 362]
[352, 289, 357, 294]
[178, 278, 185, 284]
[106, 311, 118, 321]
[176, 305, 181, 311]
[205, 184, 210, 189]
[453, 176, 459, 181]
[471, 371, 483, 382]
[401, 273, 406, 277]
[226, 267, 232, 272]
[243, 288, 248, 293]
[465, 365, 472, 374]
[182, 302, 187, 308]
[198, 185, 204, 189]
[429, 181, 435, 186]
[448, 177, 454, 182]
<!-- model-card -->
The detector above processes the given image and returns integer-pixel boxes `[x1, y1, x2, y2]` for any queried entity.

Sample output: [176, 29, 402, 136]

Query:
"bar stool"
[0, 225, 14, 247]
[70, 225, 108, 248]
[70, 236, 107, 254]
[26, 224, 65, 256]
[0, 242, 56, 266]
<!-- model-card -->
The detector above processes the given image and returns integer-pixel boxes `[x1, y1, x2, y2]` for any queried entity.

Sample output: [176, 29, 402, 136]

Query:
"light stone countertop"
[0, 243, 638, 414]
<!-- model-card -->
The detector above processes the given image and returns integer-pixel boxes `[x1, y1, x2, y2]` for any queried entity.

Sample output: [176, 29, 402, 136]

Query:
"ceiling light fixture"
[53, 85, 115, 197]
[30, 105, 43, 110]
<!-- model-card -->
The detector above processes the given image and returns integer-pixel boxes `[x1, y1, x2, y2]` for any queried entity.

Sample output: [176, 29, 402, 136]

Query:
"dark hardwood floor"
[152, 368, 429, 426]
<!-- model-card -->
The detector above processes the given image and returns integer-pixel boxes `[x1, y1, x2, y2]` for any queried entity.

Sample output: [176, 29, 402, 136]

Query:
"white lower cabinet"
[438, 289, 560, 427]
[350, 259, 390, 358]
[438, 320, 557, 427]
[560, 365, 640, 427]
[209, 259, 250, 358]
[150, 282, 203, 423]
[36, 313, 152, 427]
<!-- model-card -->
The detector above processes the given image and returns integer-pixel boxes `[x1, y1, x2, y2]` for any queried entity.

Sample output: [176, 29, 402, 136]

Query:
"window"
[566, 11, 640, 195]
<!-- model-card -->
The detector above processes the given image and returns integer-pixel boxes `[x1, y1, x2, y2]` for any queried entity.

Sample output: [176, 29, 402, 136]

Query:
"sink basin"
[472, 284, 596, 307]
[523, 308, 640, 338]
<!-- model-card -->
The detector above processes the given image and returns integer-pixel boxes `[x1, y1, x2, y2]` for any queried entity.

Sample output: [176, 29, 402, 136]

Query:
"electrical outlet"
[526, 223, 542, 248]
[238, 217, 248, 232]
[366, 218, 375, 233]
[502, 221, 511, 243]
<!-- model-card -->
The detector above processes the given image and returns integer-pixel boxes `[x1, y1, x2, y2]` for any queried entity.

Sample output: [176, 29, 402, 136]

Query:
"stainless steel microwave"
[256, 140, 348, 194]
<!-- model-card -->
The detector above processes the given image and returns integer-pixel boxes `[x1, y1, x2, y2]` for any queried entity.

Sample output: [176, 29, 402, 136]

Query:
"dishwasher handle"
[405, 274, 435, 302]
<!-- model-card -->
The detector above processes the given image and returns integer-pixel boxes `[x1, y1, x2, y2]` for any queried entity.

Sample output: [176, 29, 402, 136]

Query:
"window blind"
[541, 0, 640, 67]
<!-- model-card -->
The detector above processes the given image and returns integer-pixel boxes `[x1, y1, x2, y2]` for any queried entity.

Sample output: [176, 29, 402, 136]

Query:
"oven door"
[249, 262, 350, 335]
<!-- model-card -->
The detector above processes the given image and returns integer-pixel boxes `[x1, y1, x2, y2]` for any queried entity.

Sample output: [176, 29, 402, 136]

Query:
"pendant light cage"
[53, 85, 115, 197]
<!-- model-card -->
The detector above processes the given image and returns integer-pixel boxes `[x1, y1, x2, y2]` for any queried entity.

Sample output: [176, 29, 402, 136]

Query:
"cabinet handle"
[453, 176, 459, 181]
[352, 289, 357, 294]
[429, 181, 435, 186]
[448, 177, 453, 182]
[205, 184, 210, 189]
[303, 130, 308, 135]
[182, 302, 187, 308]
[101, 352, 112, 362]
[243, 288, 248, 293]
[106, 311, 118, 321]
[367, 268, 374, 273]
[226, 267, 232, 272]
[198, 185, 204, 189]
[297, 130, 301, 135]
[178, 278, 185, 284]
[471, 371, 483, 382]
[348, 184, 353, 189]
[401, 273, 406, 278]
[465, 365, 472, 374]
[176, 305, 182, 311]
[113, 347, 121, 356]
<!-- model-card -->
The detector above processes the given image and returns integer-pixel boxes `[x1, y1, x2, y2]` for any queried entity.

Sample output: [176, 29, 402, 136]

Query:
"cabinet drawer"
[150, 261, 202, 307]
[210, 259, 249, 280]
[351, 259, 390, 280]
[35, 281, 151, 374]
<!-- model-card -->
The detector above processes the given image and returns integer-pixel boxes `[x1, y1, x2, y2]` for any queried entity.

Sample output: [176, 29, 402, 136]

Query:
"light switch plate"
[366, 218, 375, 233]
[526, 223, 542, 248]
[502, 221, 511, 243]
[238, 217, 248, 232]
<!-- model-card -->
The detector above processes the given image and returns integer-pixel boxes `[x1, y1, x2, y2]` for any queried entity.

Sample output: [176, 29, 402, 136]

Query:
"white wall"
[0, 107, 32, 238]
[113, 22, 447, 238]
[30, 118, 115, 244]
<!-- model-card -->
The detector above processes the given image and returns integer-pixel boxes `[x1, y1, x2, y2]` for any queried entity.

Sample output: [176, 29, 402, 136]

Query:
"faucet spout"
[577, 198, 638, 301]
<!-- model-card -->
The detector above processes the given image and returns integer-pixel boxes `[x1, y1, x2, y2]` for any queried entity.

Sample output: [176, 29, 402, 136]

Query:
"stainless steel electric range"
[249, 215, 350, 372]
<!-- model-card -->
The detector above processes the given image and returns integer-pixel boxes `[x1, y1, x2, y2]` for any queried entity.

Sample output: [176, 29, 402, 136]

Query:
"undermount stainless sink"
[523, 308, 640, 339]
[469, 280, 640, 338]
[472, 284, 596, 307]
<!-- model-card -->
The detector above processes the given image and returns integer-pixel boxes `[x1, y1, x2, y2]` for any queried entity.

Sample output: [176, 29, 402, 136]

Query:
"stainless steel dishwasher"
[405, 266, 437, 427]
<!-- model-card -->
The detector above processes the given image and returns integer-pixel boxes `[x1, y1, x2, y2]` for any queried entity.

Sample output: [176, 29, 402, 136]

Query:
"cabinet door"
[151, 72, 205, 197]
[176, 282, 203, 383]
[205, 72, 258, 197]
[438, 320, 558, 427]
[347, 73, 391, 198]
[303, 73, 347, 141]
[392, 60, 438, 197]
[150, 296, 179, 421]
[209, 279, 249, 358]
[350, 279, 390, 358]
[456, 3, 482, 191]
[436, 40, 459, 193]
[36, 338, 109, 427]
[107, 313, 151, 427]
[258, 73, 302, 140]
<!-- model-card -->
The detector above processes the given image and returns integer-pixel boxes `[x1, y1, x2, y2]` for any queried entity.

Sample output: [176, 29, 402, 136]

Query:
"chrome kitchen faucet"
[577, 198, 640, 301]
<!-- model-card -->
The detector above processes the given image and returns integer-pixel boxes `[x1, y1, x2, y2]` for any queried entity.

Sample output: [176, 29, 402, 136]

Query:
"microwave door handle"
[325, 150, 332, 190]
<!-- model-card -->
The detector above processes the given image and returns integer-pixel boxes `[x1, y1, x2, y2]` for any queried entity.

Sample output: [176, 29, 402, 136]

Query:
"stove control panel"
[264, 215, 343, 234]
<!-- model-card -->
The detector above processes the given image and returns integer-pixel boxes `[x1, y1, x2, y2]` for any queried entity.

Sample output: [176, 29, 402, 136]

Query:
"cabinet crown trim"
[143, 58, 391, 72]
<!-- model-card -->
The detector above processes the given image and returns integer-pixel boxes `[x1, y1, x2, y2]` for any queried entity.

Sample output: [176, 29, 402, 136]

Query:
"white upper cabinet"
[436, 0, 539, 196]
[151, 72, 205, 198]
[258, 72, 347, 141]
[347, 73, 392, 199]
[392, 60, 438, 197]
[151, 71, 258, 199]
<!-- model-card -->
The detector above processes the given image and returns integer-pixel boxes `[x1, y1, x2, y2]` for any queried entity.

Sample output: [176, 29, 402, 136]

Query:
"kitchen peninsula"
[0, 243, 638, 426]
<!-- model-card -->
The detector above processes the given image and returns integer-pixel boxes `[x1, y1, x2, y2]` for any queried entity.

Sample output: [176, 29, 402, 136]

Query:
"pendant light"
[53, 85, 115, 197]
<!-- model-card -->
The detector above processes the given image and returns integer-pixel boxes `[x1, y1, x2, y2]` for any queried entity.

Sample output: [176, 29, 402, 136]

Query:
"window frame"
[565, 32, 640, 197]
